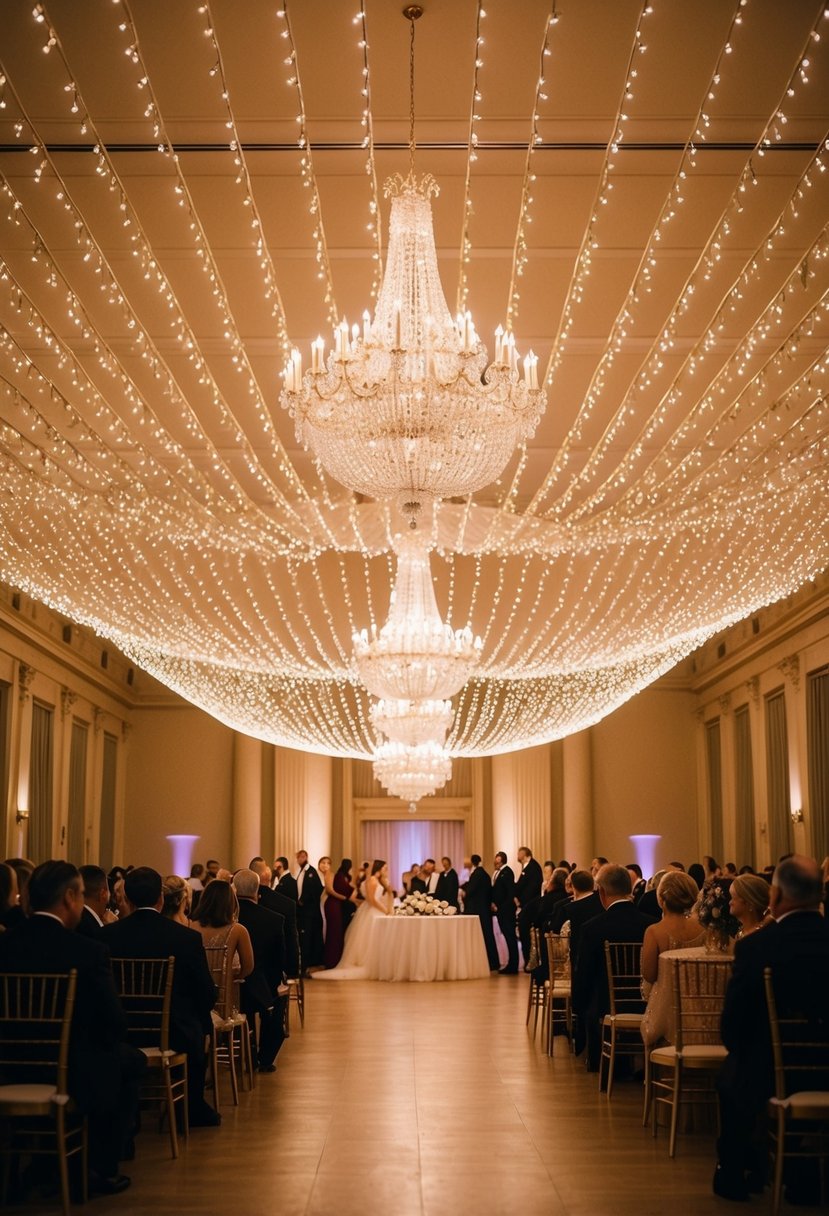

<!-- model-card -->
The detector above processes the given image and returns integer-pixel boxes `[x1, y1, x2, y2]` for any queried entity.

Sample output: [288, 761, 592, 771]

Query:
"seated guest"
[687, 861, 706, 889]
[714, 855, 829, 1202]
[232, 869, 286, 1072]
[0, 860, 22, 930]
[77, 864, 115, 938]
[572, 863, 657, 1073]
[187, 864, 204, 894]
[550, 868, 602, 970]
[534, 866, 570, 932]
[162, 874, 192, 925]
[0, 860, 145, 1194]
[3, 858, 34, 921]
[640, 871, 704, 997]
[251, 858, 300, 978]
[626, 863, 646, 903]
[189, 880, 254, 1010]
[729, 873, 772, 940]
[102, 867, 220, 1128]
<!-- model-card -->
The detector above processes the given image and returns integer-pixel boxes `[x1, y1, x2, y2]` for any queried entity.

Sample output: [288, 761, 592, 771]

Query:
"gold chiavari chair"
[544, 932, 572, 1054]
[525, 926, 546, 1038]
[203, 944, 255, 1108]
[600, 941, 646, 1099]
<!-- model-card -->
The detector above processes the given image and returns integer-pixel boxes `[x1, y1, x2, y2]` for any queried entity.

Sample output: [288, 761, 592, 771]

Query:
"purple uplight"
[167, 834, 200, 877]
[630, 834, 661, 881]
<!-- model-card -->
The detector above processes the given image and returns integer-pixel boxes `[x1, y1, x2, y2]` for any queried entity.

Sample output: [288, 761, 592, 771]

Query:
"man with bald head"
[714, 854, 829, 1202]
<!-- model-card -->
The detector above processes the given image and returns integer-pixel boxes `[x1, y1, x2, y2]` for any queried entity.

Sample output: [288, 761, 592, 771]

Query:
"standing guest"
[435, 857, 459, 908]
[232, 869, 286, 1073]
[205, 859, 220, 882]
[572, 864, 657, 1073]
[77, 864, 116, 939]
[514, 847, 543, 969]
[464, 854, 499, 971]
[590, 856, 609, 878]
[337, 858, 357, 935]
[251, 860, 300, 978]
[420, 859, 439, 895]
[723, 861, 738, 877]
[702, 855, 721, 881]
[0, 861, 22, 930]
[714, 855, 829, 1203]
[187, 864, 204, 895]
[492, 852, 519, 974]
[405, 862, 423, 895]
[640, 871, 704, 995]
[0, 861, 145, 1195]
[687, 861, 705, 889]
[320, 856, 353, 969]
[295, 850, 324, 973]
[729, 873, 773, 939]
[272, 857, 298, 901]
[162, 874, 192, 926]
[102, 867, 220, 1128]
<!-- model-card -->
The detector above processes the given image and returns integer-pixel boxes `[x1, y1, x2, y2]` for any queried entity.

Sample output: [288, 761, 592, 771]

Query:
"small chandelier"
[370, 697, 454, 748]
[279, 4, 546, 528]
[353, 535, 481, 702]
[373, 740, 452, 802]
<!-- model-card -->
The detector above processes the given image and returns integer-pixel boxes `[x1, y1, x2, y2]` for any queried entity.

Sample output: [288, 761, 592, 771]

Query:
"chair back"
[604, 941, 644, 1015]
[545, 932, 570, 983]
[203, 944, 233, 1018]
[527, 926, 541, 972]
[0, 970, 77, 1096]
[671, 956, 731, 1050]
[111, 956, 175, 1052]
[764, 965, 829, 1102]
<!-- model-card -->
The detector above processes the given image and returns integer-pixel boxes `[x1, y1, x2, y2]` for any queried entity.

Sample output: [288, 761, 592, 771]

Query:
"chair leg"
[181, 1058, 189, 1140]
[164, 1063, 180, 1159]
[56, 1105, 71, 1216]
[642, 1051, 651, 1126]
[606, 1025, 616, 1100]
[771, 1110, 785, 1216]
[80, 1117, 88, 1205]
[209, 1031, 221, 1111]
[297, 979, 305, 1027]
[668, 1061, 681, 1158]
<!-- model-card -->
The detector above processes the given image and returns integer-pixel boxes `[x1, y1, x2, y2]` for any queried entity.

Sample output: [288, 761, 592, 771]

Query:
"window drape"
[806, 667, 829, 857]
[360, 820, 465, 895]
[28, 702, 54, 863]
[705, 719, 724, 859]
[765, 690, 792, 861]
[733, 704, 756, 868]
[67, 720, 88, 865]
[99, 732, 118, 871]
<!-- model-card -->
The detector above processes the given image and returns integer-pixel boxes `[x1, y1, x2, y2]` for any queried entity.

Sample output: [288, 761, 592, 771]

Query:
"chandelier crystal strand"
[372, 739, 453, 802]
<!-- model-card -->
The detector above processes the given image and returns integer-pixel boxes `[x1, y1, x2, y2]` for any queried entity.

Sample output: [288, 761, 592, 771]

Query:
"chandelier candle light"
[280, 5, 546, 530]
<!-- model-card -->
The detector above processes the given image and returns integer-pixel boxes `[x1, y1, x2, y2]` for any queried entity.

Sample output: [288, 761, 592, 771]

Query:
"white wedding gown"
[314, 879, 389, 980]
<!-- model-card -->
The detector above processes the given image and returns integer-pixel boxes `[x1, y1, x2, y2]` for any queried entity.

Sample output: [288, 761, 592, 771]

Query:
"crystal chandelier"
[279, 5, 546, 528]
[353, 535, 481, 702]
[373, 740, 453, 802]
[369, 697, 454, 748]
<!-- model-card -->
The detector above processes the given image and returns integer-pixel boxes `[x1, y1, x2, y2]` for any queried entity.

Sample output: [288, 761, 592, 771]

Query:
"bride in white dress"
[314, 859, 392, 980]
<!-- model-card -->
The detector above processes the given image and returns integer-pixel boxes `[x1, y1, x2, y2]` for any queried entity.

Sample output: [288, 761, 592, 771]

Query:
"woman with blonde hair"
[729, 873, 772, 939]
[641, 870, 705, 992]
[161, 874, 191, 925]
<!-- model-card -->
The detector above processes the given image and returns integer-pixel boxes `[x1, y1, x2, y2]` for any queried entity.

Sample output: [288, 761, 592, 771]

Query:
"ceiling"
[0, 0, 828, 762]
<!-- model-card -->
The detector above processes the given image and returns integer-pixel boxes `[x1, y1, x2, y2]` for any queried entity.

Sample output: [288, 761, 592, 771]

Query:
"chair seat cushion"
[0, 1082, 65, 1111]
[603, 1013, 643, 1028]
[651, 1043, 727, 1064]
[770, 1092, 829, 1117]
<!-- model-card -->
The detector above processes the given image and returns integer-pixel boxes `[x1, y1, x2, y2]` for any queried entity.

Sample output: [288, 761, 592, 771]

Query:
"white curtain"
[29, 702, 54, 863]
[806, 667, 829, 857]
[361, 820, 465, 895]
[491, 745, 552, 868]
[765, 690, 792, 861]
[705, 719, 724, 860]
[733, 704, 756, 868]
[67, 720, 88, 865]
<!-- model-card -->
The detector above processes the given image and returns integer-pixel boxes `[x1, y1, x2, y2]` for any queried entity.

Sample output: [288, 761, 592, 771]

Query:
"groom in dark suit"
[463, 855, 499, 970]
[714, 855, 829, 1202]
[295, 851, 324, 972]
[492, 852, 518, 973]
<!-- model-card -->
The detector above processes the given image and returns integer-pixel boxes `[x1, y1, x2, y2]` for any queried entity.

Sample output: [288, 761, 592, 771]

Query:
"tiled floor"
[8, 975, 755, 1215]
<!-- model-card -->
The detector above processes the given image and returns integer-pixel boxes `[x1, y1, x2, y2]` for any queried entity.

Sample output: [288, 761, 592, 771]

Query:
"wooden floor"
[12, 976, 742, 1216]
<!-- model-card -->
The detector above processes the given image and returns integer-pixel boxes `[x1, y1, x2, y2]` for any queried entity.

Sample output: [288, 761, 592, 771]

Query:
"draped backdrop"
[361, 820, 465, 896]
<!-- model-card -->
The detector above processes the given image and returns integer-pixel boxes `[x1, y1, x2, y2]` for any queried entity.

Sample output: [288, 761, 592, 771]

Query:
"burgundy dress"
[323, 872, 354, 968]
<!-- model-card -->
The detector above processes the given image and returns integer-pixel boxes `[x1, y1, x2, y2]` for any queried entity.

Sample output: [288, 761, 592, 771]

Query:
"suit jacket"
[0, 914, 130, 1112]
[721, 910, 829, 1101]
[572, 899, 656, 1019]
[260, 885, 299, 977]
[550, 891, 602, 969]
[410, 877, 428, 895]
[276, 873, 298, 902]
[514, 858, 543, 909]
[491, 866, 516, 917]
[631, 879, 647, 904]
[463, 866, 492, 918]
[102, 909, 216, 1050]
[533, 888, 569, 931]
[435, 868, 459, 908]
[296, 865, 323, 915]
[237, 898, 286, 1012]
[636, 889, 659, 920]
[76, 905, 105, 940]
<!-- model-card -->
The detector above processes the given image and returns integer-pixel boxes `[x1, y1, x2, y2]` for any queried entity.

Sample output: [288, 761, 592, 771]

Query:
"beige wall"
[124, 707, 234, 874]
[591, 685, 699, 869]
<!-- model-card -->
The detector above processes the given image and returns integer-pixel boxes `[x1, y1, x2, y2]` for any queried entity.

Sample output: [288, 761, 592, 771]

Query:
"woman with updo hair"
[729, 873, 772, 939]
[161, 874, 191, 925]
[641, 870, 705, 992]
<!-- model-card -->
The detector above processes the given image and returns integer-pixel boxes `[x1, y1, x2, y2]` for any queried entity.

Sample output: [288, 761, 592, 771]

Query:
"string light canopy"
[0, 1, 827, 777]
[280, 6, 544, 530]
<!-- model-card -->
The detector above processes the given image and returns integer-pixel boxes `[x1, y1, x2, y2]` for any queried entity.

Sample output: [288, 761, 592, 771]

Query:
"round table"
[641, 946, 733, 1045]
[366, 914, 490, 982]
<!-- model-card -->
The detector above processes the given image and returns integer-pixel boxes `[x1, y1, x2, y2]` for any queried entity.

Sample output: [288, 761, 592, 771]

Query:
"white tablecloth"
[366, 915, 490, 982]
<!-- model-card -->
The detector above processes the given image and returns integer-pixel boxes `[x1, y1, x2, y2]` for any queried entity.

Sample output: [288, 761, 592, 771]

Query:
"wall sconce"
[15, 807, 29, 824]
[790, 807, 804, 824]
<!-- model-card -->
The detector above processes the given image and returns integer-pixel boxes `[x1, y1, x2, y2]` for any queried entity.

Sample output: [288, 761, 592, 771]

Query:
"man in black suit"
[514, 846, 543, 968]
[102, 867, 219, 1127]
[491, 852, 518, 973]
[572, 863, 656, 1073]
[626, 863, 646, 904]
[409, 863, 427, 895]
[435, 856, 459, 908]
[233, 869, 287, 1073]
[0, 861, 144, 1194]
[251, 858, 300, 977]
[550, 868, 602, 971]
[77, 864, 113, 939]
[714, 855, 829, 1202]
[272, 856, 298, 901]
[463, 854, 499, 970]
[295, 850, 324, 972]
[420, 858, 439, 895]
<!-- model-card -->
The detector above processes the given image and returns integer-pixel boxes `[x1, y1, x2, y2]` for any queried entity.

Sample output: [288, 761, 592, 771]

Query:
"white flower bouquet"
[394, 894, 457, 917]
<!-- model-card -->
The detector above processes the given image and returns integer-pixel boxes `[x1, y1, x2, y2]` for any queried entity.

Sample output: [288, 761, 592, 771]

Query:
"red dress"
[323, 872, 354, 968]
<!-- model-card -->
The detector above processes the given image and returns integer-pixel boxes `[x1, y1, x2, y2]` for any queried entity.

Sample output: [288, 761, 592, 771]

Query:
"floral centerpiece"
[394, 893, 457, 917]
[695, 880, 740, 953]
